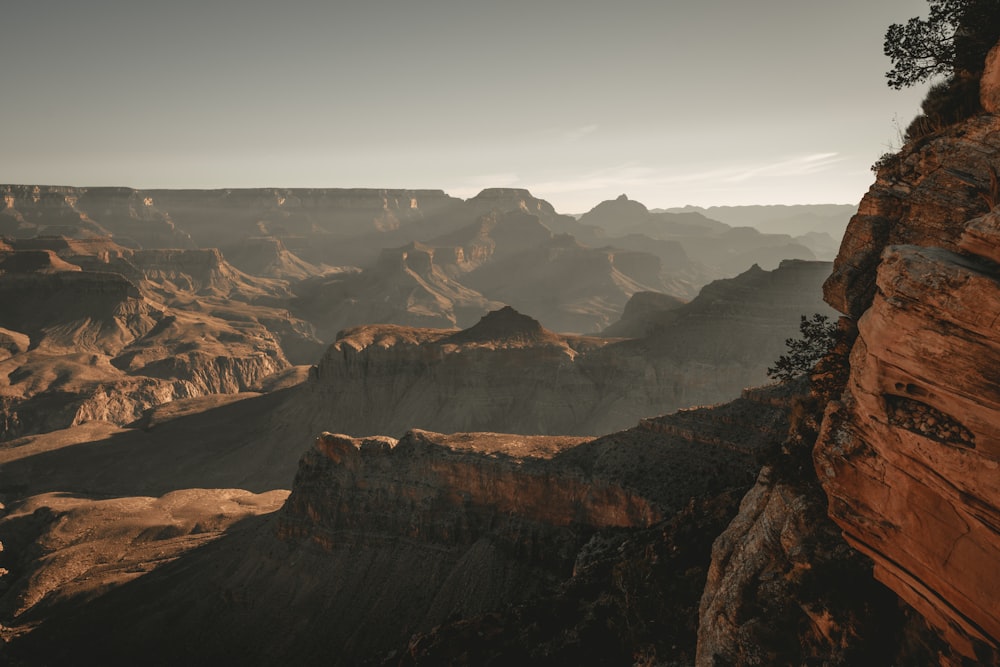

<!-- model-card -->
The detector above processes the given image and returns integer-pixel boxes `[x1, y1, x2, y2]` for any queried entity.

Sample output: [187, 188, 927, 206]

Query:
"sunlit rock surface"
[816, 106, 1000, 663]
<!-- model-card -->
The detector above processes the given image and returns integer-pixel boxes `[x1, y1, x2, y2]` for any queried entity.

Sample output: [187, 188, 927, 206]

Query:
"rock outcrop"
[816, 238, 1000, 663]
[813, 95, 1000, 662]
[279, 430, 661, 563]
[696, 467, 917, 666]
[823, 113, 1000, 319]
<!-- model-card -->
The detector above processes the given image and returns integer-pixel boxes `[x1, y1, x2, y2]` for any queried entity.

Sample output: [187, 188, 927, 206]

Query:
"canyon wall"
[302, 260, 834, 437]
[2, 380, 792, 666]
[813, 93, 1000, 662]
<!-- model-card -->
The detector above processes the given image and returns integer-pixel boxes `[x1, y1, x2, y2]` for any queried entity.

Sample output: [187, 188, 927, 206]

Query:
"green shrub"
[767, 314, 837, 384]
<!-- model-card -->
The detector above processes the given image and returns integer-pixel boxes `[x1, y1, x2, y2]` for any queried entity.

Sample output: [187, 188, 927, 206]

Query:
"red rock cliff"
[816, 71, 1000, 663]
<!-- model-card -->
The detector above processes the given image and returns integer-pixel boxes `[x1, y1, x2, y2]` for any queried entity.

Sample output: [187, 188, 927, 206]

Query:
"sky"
[2, 0, 934, 213]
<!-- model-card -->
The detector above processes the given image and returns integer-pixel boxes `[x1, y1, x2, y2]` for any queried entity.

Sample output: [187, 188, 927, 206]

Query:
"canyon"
[1, 57, 1000, 667]
[0, 182, 844, 665]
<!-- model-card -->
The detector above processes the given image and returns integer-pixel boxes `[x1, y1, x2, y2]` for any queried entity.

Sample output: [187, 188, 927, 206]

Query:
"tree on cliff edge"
[767, 314, 837, 383]
[883, 0, 1000, 140]
[884, 0, 1000, 89]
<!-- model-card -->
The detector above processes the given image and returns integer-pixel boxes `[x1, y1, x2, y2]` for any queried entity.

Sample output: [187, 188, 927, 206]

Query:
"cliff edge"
[814, 57, 1000, 664]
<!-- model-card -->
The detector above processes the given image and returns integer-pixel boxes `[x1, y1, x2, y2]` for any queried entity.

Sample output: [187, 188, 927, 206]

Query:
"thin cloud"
[564, 124, 599, 143]
[721, 153, 844, 183]
[524, 154, 845, 195]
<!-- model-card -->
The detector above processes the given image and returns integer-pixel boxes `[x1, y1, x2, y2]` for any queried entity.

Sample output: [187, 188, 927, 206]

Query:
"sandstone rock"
[816, 105, 1000, 666]
[695, 463, 930, 666]
[280, 429, 661, 554]
[824, 114, 1000, 318]
[815, 243, 1000, 663]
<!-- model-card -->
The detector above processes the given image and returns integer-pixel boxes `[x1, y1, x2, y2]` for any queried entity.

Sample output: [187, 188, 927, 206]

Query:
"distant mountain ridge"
[663, 203, 856, 237]
[2, 185, 843, 337]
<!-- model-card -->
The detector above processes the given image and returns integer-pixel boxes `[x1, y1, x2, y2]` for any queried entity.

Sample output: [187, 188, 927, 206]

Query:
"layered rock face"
[823, 112, 1000, 318]
[0, 185, 193, 247]
[1, 186, 464, 261]
[815, 106, 1000, 662]
[305, 261, 834, 438]
[307, 311, 608, 436]
[2, 378, 789, 666]
[280, 430, 661, 567]
[218, 236, 325, 281]
[0, 246, 293, 440]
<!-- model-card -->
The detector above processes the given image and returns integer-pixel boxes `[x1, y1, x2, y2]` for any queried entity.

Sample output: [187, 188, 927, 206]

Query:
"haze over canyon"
[2, 15, 1000, 667]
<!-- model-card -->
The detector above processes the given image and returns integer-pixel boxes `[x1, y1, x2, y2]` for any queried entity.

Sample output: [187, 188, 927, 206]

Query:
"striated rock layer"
[2, 381, 795, 666]
[815, 108, 1000, 663]
[0, 246, 294, 440]
[824, 113, 1000, 318]
[279, 430, 662, 570]
[304, 261, 835, 438]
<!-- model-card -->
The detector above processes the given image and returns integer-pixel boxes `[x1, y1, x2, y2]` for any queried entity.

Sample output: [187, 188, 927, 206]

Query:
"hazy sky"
[3, 0, 933, 212]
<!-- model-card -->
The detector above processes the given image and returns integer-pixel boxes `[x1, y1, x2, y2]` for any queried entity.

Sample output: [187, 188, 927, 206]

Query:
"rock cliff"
[149, 187, 464, 258]
[696, 466, 919, 666]
[816, 234, 1000, 663]
[811, 82, 1000, 663]
[0, 185, 193, 247]
[2, 378, 794, 666]
[694, 109, 1000, 665]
